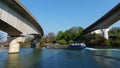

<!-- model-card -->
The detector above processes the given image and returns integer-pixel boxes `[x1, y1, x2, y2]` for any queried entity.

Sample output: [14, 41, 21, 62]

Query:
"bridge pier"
[8, 37, 25, 54]
[30, 37, 41, 48]
[30, 38, 37, 48]
[101, 29, 109, 39]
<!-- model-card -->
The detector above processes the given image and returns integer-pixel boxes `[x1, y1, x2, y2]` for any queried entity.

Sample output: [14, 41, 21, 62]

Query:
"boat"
[67, 43, 86, 50]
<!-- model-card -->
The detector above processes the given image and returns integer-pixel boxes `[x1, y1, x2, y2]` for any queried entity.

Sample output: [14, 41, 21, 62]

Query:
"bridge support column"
[30, 38, 37, 48]
[101, 29, 109, 39]
[9, 37, 25, 54]
[30, 37, 41, 48]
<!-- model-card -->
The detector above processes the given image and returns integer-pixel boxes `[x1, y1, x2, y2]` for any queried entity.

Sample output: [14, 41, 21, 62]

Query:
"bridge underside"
[0, 19, 22, 36]
[83, 3, 120, 34]
[0, 0, 44, 54]
[0, 0, 44, 37]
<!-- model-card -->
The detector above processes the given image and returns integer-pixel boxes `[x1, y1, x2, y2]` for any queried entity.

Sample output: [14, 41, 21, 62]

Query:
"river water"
[0, 48, 120, 68]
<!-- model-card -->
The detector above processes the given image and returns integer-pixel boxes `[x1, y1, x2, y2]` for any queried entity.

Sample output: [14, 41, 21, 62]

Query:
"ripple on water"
[0, 48, 120, 68]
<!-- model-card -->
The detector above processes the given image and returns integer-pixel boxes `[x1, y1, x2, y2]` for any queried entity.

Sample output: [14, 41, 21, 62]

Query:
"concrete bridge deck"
[83, 3, 120, 34]
[0, 0, 44, 53]
[0, 0, 44, 36]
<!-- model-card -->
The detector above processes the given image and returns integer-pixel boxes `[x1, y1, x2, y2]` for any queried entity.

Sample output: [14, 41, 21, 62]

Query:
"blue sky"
[20, 0, 120, 35]
[0, 30, 8, 43]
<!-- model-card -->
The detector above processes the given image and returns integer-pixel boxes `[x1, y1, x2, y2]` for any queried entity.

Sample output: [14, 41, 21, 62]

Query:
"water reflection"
[5, 48, 42, 68]
[88, 49, 120, 68]
[20, 48, 42, 68]
[6, 54, 21, 68]
[64, 50, 82, 58]
[0, 48, 120, 68]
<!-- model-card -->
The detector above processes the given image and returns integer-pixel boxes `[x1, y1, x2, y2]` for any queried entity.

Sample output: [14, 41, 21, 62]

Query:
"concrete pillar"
[30, 37, 41, 48]
[8, 37, 25, 54]
[30, 38, 37, 48]
[101, 29, 109, 39]
[36, 38, 42, 48]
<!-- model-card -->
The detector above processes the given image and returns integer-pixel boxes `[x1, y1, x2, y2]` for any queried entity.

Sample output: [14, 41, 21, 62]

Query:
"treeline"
[56, 26, 83, 45]
[106, 27, 120, 47]
[39, 26, 83, 46]
[39, 26, 120, 48]
[3, 26, 120, 48]
[83, 27, 120, 48]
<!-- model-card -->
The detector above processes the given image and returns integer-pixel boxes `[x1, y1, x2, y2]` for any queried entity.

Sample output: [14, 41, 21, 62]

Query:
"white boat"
[67, 43, 86, 49]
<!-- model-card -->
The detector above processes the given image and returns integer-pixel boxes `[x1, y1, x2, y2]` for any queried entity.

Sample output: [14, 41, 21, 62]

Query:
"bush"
[56, 40, 67, 45]
[105, 39, 112, 47]
[20, 42, 30, 48]
[114, 40, 120, 46]
[68, 40, 74, 44]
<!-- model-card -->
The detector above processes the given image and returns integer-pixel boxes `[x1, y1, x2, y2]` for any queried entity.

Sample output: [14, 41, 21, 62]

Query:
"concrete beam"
[0, 0, 44, 54]
[83, 3, 120, 34]
[0, 0, 44, 36]
[0, 19, 22, 36]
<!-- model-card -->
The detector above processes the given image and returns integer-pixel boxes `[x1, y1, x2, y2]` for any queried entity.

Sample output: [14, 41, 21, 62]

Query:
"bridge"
[0, 0, 44, 53]
[83, 3, 120, 39]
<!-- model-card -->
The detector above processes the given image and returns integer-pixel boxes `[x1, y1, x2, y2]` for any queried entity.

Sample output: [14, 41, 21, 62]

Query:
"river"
[0, 47, 120, 68]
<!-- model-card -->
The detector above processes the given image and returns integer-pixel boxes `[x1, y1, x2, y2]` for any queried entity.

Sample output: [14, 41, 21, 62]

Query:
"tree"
[55, 26, 83, 45]
[47, 32, 56, 43]
[56, 39, 67, 45]
[108, 27, 120, 47]
[68, 40, 74, 44]
[109, 27, 120, 36]
[56, 31, 64, 40]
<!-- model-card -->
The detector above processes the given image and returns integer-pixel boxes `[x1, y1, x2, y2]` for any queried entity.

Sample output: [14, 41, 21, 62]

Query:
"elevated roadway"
[83, 3, 120, 39]
[0, 0, 44, 53]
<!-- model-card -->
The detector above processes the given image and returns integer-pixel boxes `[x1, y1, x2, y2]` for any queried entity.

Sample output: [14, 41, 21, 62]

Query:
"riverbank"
[45, 44, 120, 49]
[46, 45, 68, 49]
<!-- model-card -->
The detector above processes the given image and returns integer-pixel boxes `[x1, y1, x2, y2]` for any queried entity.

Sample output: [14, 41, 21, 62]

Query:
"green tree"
[109, 27, 120, 36]
[68, 40, 74, 44]
[64, 26, 83, 42]
[55, 26, 83, 45]
[105, 39, 112, 47]
[108, 27, 120, 47]
[56, 31, 64, 40]
[56, 40, 67, 45]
